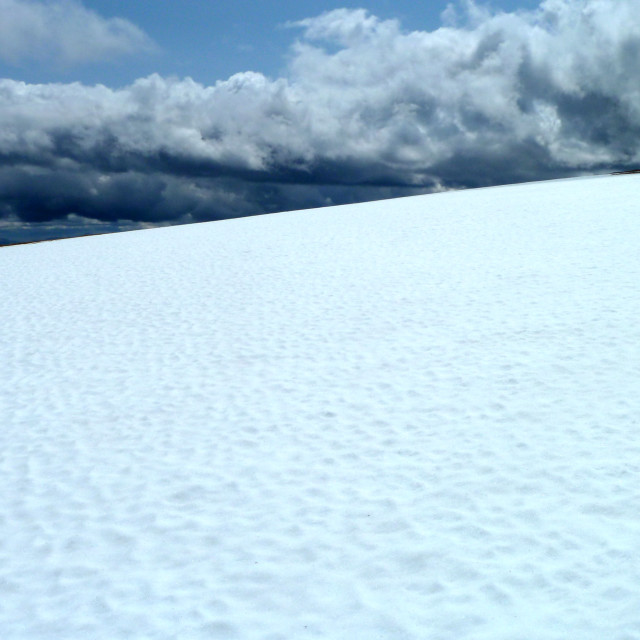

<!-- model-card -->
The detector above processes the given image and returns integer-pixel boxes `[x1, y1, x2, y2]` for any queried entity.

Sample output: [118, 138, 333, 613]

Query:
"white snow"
[1, 174, 639, 639]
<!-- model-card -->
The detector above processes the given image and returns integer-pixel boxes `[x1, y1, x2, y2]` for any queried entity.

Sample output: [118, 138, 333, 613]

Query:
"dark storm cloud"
[1, 0, 640, 232]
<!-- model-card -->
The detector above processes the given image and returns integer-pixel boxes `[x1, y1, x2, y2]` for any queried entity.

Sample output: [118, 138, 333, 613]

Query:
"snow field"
[1, 174, 640, 639]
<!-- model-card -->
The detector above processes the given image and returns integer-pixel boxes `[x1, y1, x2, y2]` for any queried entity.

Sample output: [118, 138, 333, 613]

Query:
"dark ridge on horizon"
[2, 170, 636, 248]
[0, 230, 116, 248]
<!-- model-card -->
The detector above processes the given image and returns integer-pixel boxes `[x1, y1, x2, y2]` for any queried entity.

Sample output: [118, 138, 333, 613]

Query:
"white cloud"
[288, 8, 400, 47]
[0, 0, 153, 66]
[1, 0, 639, 227]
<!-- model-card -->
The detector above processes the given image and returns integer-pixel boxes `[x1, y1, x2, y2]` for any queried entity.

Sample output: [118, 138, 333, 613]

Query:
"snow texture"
[1, 175, 640, 639]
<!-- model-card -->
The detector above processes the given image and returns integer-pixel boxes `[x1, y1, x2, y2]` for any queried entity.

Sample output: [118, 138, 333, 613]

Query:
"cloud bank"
[0, 0, 153, 66]
[1, 0, 640, 234]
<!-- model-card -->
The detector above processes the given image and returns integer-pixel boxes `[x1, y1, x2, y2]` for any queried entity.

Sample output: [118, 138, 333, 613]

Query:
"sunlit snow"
[1, 175, 639, 639]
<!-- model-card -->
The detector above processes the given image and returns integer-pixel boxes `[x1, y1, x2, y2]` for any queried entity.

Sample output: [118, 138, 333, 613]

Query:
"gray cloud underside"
[1, 0, 640, 226]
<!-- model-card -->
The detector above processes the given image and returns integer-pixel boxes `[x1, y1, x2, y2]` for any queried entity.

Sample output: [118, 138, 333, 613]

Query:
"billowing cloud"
[1, 0, 640, 238]
[0, 0, 153, 66]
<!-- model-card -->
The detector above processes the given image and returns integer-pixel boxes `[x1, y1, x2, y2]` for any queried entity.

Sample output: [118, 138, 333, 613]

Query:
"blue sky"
[1, 1, 542, 86]
[0, 0, 638, 244]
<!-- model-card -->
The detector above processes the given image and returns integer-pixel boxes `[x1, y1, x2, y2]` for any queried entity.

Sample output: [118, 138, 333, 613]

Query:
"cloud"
[1, 0, 640, 235]
[0, 0, 153, 66]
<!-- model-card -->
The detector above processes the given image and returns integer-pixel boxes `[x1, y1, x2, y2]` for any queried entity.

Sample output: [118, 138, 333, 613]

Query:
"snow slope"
[1, 175, 639, 639]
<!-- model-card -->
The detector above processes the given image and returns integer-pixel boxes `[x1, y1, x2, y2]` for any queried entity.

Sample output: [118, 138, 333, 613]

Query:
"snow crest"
[1, 175, 640, 639]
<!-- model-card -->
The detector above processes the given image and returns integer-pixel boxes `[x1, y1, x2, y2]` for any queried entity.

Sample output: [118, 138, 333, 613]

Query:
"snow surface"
[1, 175, 640, 639]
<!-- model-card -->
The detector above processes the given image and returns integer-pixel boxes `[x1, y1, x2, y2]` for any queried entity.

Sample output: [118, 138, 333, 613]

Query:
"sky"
[0, 0, 639, 243]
